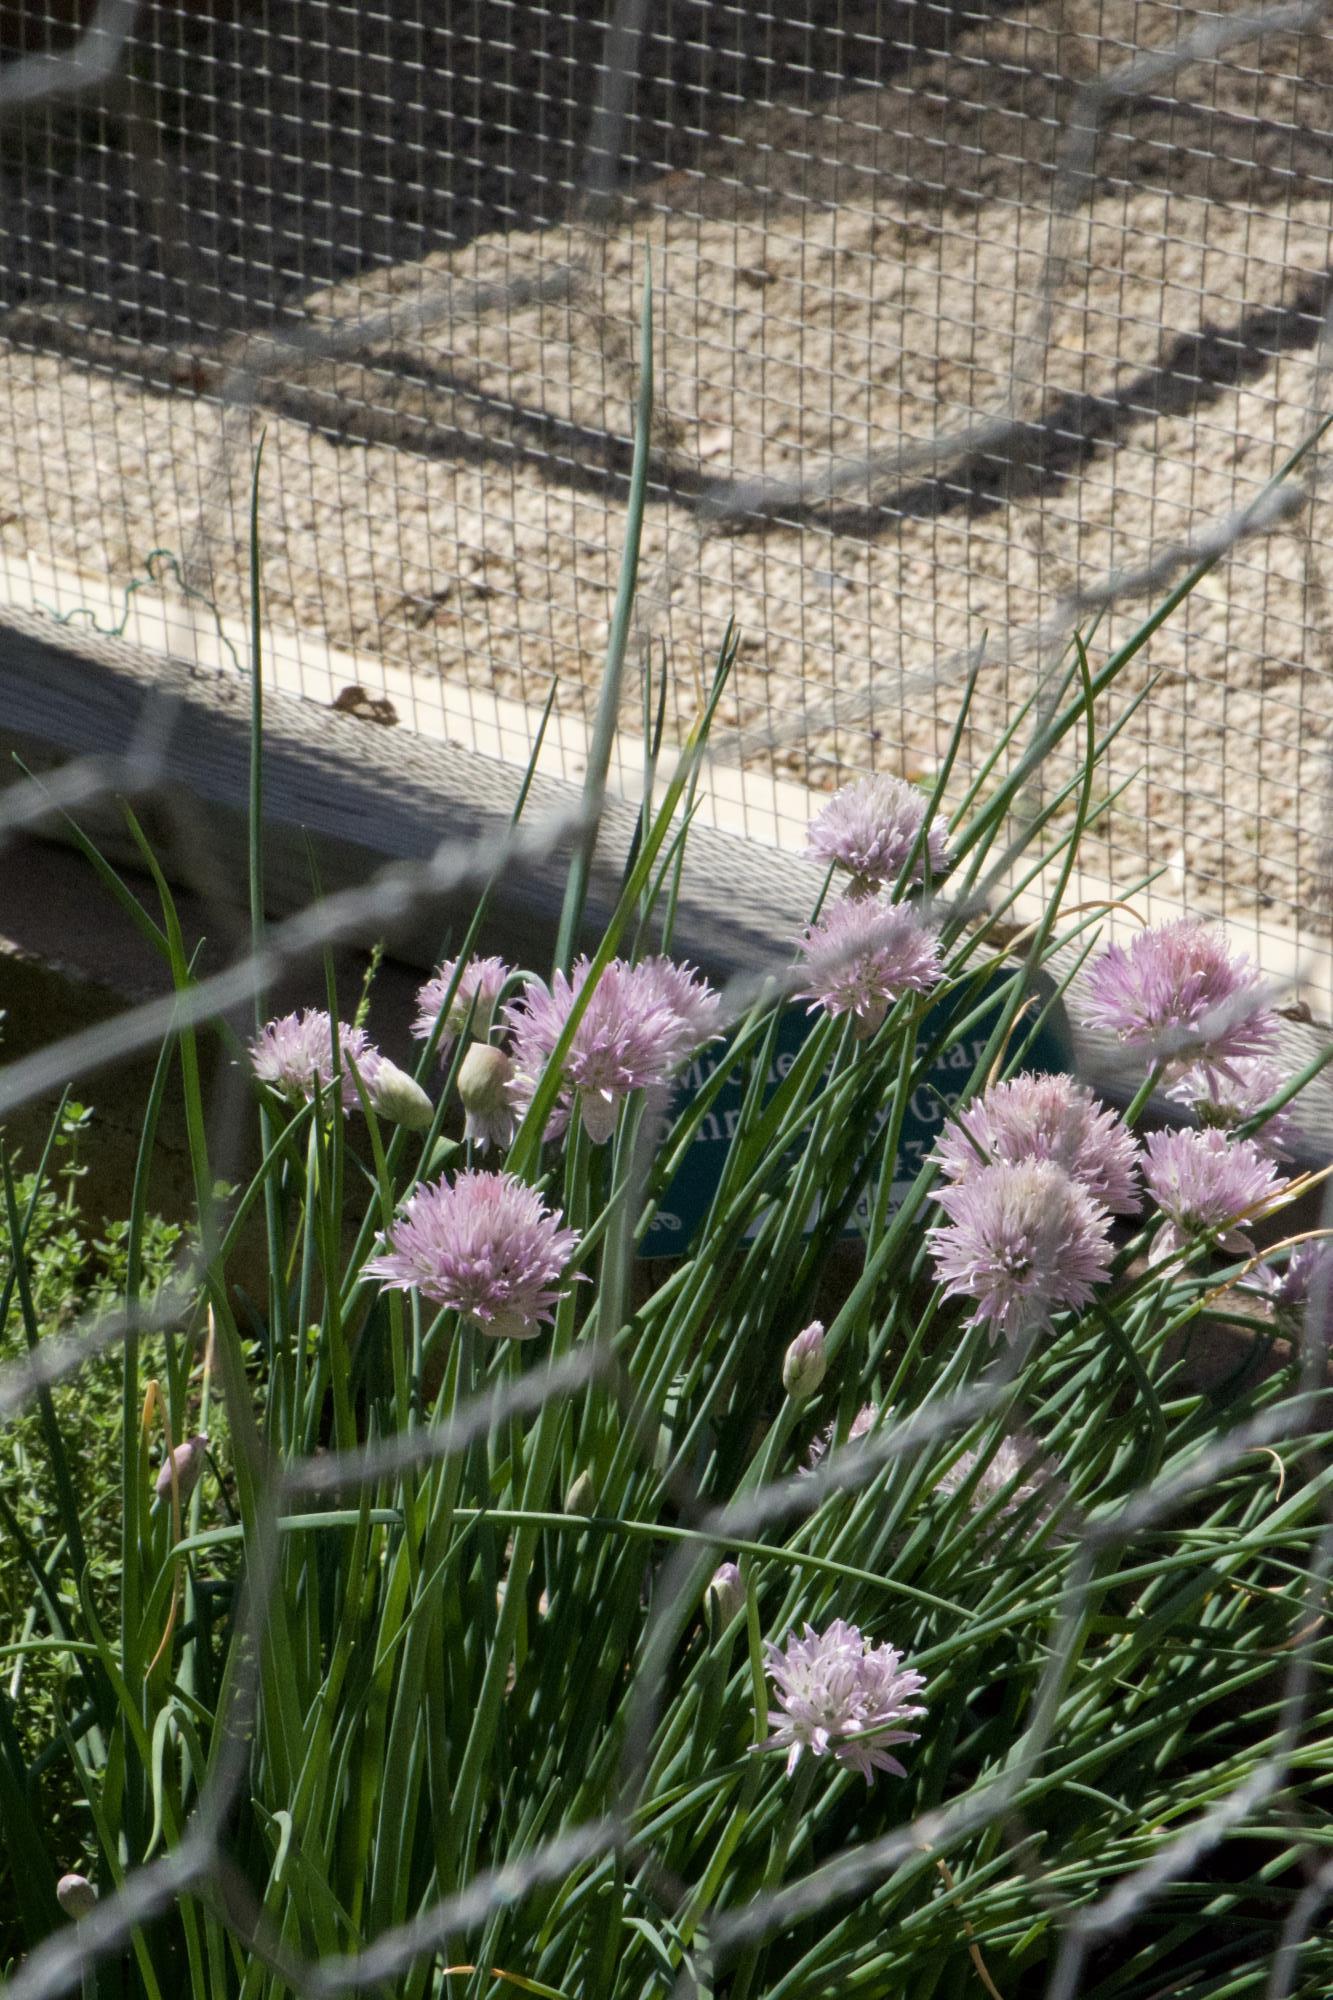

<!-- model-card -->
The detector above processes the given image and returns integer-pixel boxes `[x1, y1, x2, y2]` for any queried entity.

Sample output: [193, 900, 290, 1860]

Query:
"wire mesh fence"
[2, 9, 1333, 1998]
[0, 0, 1329, 993]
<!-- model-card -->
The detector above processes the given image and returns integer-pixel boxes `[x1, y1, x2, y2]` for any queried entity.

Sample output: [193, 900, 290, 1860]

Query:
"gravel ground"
[0, 0, 1329, 961]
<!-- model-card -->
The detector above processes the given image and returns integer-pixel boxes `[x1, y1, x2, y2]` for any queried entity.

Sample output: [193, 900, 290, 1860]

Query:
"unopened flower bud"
[564, 1469, 597, 1516]
[782, 1321, 827, 1403]
[705, 1561, 745, 1627]
[56, 1873, 97, 1919]
[457, 1042, 517, 1152]
[366, 1057, 435, 1131]
[851, 1000, 888, 1043]
[578, 1088, 620, 1146]
[155, 1433, 210, 1504]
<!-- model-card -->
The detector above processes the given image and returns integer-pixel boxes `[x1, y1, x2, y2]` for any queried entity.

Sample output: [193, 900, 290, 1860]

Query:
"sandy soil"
[0, 0, 1329, 958]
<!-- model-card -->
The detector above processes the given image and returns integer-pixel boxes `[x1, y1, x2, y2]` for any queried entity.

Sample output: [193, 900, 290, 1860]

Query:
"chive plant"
[1, 326, 1331, 2000]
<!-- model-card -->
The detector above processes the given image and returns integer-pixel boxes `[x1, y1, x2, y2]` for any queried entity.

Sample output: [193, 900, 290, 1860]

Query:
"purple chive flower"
[1165, 1055, 1300, 1160]
[935, 1434, 1046, 1518]
[504, 955, 722, 1144]
[248, 1009, 381, 1112]
[934, 1072, 1141, 1215]
[763, 1619, 927, 1783]
[805, 1402, 877, 1472]
[928, 1159, 1114, 1343]
[807, 774, 950, 895]
[1244, 1238, 1333, 1314]
[1142, 1127, 1288, 1261]
[632, 955, 726, 1061]
[1079, 918, 1277, 1082]
[412, 955, 513, 1054]
[155, 1433, 211, 1504]
[365, 1169, 581, 1339]
[795, 897, 941, 1039]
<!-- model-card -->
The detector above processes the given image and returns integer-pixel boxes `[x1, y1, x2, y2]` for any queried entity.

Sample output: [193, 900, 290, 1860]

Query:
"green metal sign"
[640, 968, 1073, 1259]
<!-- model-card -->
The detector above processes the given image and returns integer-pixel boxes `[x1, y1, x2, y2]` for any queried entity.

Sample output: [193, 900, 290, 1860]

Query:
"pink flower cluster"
[763, 1619, 927, 1783]
[1249, 1238, 1333, 1316]
[795, 897, 941, 1039]
[249, 1009, 380, 1112]
[1080, 918, 1276, 1086]
[1165, 1054, 1299, 1160]
[504, 954, 722, 1144]
[1142, 1126, 1288, 1263]
[934, 1434, 1047, 1520]
[412, 955, 513, 1056]
[929, 1160, 1114, 1344]
[248, 1010, 433, 1129]
[928, 1074, 1125, 1343]
[366, 1168, 581, 1340]
[1073, 917, 1314, 1275]
[932, 1072, 1141, 1215]
[754, 880, 1322, 1492]
[806, 773, 950, 895]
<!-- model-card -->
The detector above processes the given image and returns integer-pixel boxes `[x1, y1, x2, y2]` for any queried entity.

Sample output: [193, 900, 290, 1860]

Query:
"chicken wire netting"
[0, 0, 1330, 991]
[4, 13, 1333, 2000]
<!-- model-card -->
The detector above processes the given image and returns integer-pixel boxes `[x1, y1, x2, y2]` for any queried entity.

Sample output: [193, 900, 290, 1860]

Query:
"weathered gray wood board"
[0, 606, 1327, 1164]
[0, 605, 829, 974]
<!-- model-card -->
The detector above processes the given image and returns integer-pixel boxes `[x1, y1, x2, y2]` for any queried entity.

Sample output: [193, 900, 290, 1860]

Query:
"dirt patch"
[0, 0, 1329, 960]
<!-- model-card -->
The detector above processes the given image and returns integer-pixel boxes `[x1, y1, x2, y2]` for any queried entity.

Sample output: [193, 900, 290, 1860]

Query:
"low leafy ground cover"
[2, 356, 1331, 1998]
